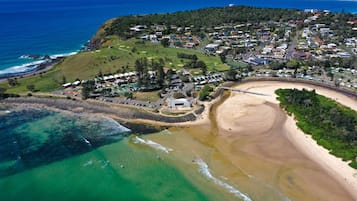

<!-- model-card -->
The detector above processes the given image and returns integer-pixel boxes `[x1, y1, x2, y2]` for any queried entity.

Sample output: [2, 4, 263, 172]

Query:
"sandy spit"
[216, 81, 357, 200]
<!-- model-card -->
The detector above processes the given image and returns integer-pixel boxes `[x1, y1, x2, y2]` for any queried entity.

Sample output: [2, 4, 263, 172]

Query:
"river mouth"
[0, 81, 355, 201]
[147, 82, 356, 201]
[0, 106, 234, 201]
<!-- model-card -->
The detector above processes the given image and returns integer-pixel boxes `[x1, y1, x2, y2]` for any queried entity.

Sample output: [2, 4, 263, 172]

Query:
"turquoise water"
[0, 107, 227, 201]
[0, 108, 130, 177]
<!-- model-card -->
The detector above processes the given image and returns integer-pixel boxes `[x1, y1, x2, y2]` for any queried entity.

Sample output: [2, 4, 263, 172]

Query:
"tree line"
[135, 57, 165, 87]
[276, 88, 357, 169]
[104, 6, 307, 38]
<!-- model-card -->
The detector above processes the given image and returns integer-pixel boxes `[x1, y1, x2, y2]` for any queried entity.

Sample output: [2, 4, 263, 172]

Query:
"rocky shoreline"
[1, 97, 199, 125]
[0, 57, 64, 82]
[0, 41, 94, 82]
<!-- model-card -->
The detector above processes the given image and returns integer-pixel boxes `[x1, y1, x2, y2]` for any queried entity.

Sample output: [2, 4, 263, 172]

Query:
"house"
[327, 43, 337, 49]
[304, 9, 318, 13]
[294, 51, 311, 59]
[72, 81, 81, 86]
[183, 43, 195, 48]
[167, 98, 191, 108]
[130, 25, 146, 32]
[204, 43, 220, 52]
[62, 83, 72, 88]
[244, 57, 269, 65]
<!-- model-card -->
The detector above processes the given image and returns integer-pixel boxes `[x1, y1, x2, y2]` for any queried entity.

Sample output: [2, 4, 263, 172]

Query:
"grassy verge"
[276, 88, 357, 169]
[226, 59, 248, 69]
[133, 91, 160, 102]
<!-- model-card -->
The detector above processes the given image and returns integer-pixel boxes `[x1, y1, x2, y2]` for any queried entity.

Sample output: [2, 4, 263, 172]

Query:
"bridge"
[219, 86, 270, 96]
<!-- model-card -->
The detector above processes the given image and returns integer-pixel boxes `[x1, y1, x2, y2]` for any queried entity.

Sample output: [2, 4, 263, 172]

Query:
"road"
[286, 31, 299, 59]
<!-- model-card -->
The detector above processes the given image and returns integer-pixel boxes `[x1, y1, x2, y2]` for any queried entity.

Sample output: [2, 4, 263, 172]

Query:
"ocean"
[0, 107, 230, 201]
[0, 106, 302, 201]
[0, 0, 356, 76]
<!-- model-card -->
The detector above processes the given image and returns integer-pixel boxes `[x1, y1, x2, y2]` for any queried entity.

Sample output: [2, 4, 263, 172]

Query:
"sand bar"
[217, 81, 357, 200]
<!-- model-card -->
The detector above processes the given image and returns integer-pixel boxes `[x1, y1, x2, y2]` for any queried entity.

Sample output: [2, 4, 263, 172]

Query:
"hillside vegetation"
[1, 38, 227, 93]
[102, 6, 305, 39]
[0, 6, 323, 94]
[276, 88, 357, 169]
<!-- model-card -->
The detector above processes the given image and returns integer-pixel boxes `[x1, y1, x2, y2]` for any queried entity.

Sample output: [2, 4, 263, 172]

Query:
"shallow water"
[0, 107, 130, 177]
[0, 102, 353, 201]
[0, 107, 231, 201]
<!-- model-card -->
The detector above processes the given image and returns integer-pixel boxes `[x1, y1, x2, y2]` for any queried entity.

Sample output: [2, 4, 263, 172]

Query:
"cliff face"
[89, 18, 115, 49]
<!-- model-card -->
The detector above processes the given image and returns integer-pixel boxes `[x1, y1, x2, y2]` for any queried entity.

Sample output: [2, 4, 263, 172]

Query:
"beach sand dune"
[215, 81, 357, 201]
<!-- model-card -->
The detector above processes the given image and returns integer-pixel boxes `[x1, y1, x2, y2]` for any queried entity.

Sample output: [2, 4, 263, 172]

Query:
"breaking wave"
[195, 158, 253, 201]
[133, 136, 173, 153]
[0, 51, 78, 76]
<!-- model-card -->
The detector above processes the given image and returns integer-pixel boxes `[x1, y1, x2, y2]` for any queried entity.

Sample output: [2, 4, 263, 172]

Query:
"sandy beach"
[2, 80, 357, 200]
[216, 81, 357, 200]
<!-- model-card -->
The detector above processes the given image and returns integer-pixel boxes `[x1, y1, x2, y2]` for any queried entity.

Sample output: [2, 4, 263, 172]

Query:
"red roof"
[314, 37, 324, 45]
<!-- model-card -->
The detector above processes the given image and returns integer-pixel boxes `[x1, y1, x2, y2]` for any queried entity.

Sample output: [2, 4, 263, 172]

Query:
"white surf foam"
[195, 158, 253, 201]
[133, 136, 173, 153]
[83, 160, 93, 167]
[0, 60, 48, 75]
[19, 55, 35, 59]
[161, 129, 172, 135]
[0, 51, 78, 76]
[49, 51, 77, 59]
[83, 137, 91, 145]
[101, 116, 131, 134]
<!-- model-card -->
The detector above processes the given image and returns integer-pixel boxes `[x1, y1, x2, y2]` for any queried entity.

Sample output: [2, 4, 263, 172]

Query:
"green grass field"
[226, 59, 248, 69]
[133, 91, 160, 102]
[2, 38, 228, 93]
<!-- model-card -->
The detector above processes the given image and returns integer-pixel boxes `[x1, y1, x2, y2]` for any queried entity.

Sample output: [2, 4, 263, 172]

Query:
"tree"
[142, 62, 149, 86]
[81, 80, 95, 100]
[156, 62, 165, 86]
[173, 92, 185, 99]
[220, 54, 226, 63]
[196, 60, 207, 75]
[161, 38, 170, 48]
[98, 69, 103, 78]
[124, 91, 133, 99]
[62, 75, 67, 84]
[135, 58, 144, 85]
[0, 87, 6, 95]
[0, 87, 6, 99]
[26, 84, 35, 92]
[247, 65, 253, 72]
[199, 85, 213, 101]
[270, 61, 285, 70]
[7, 78, 18, 86]
[225, 68, 238, 81]
[135, 57, 151, 86]
[286, 60, 300, 69]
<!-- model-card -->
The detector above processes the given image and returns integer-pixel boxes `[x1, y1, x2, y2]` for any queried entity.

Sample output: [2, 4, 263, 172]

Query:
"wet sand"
[148, 81, 357, 201]
[3, 80, 357, 200]
[216, 81, 357, 200]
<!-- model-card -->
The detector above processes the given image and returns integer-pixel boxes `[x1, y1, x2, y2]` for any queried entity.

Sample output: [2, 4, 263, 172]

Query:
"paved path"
[219, 86, 270, 96]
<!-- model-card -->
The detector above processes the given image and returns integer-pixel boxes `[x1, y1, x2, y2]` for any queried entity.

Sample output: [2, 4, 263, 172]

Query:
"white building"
[167, 98, 191, 108]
